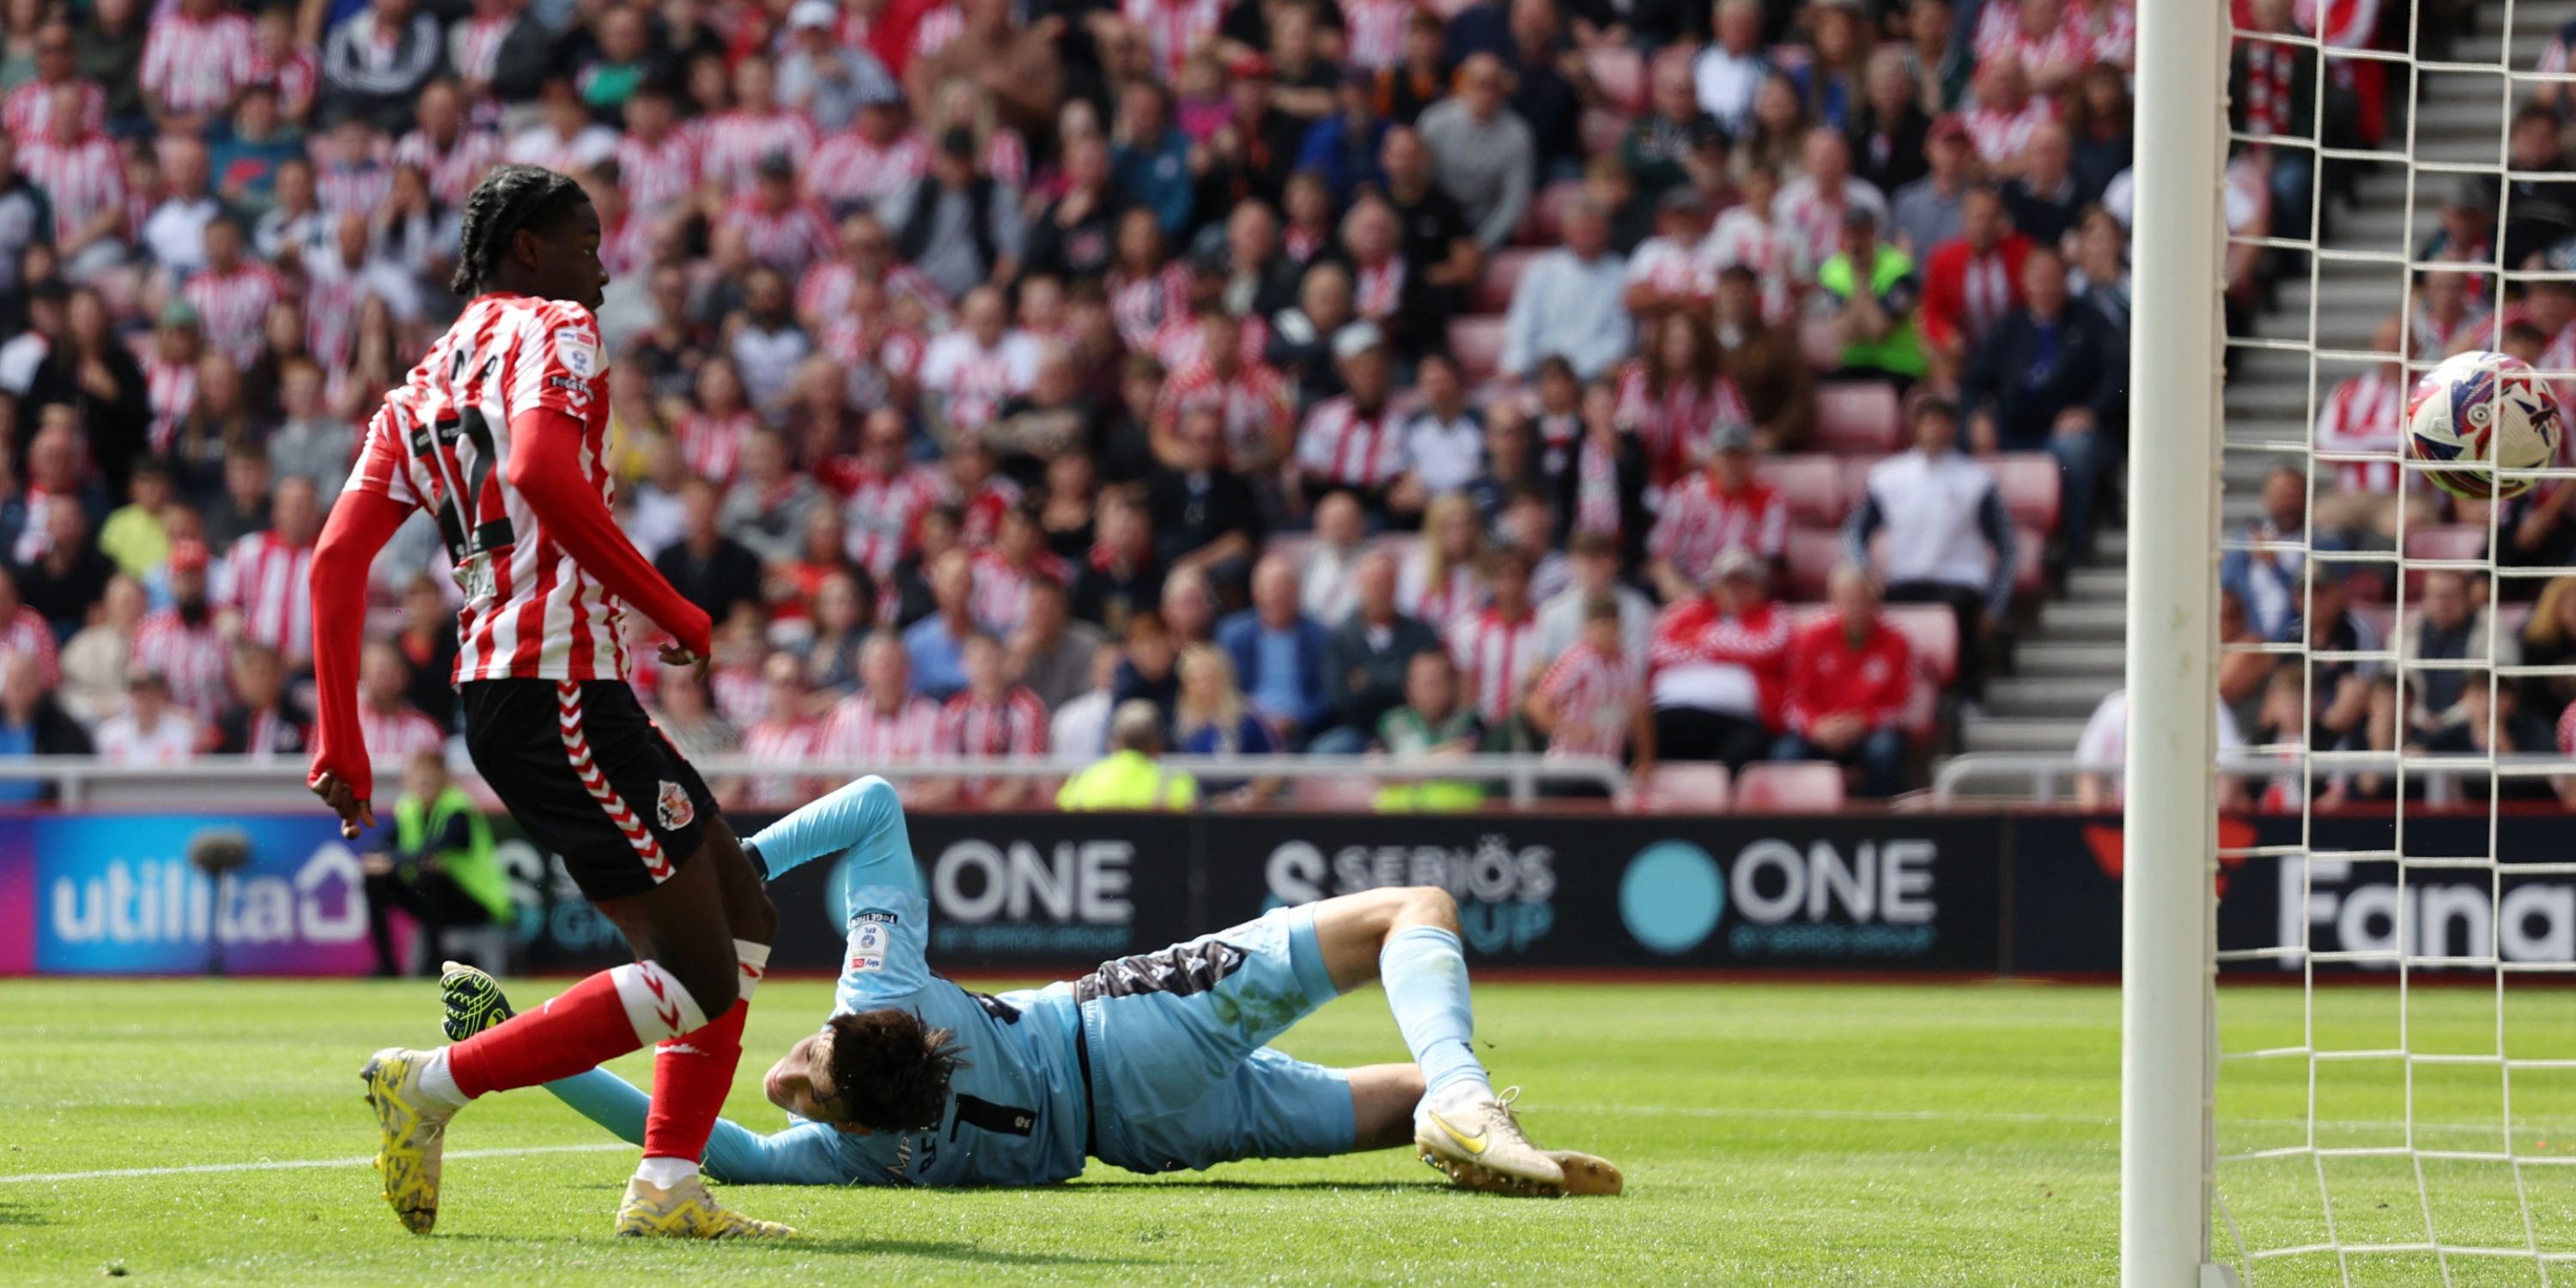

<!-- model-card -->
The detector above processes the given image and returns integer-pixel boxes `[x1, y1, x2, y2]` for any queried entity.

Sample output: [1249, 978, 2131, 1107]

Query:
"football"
[2405, 349, 2564, 500]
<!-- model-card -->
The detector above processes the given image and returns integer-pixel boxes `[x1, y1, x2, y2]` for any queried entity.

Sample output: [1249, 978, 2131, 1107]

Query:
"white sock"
[734, 939, 771, 1002]
[635, 1156, 699, 1188]
[1421, 1075, 1500, 1121]
[415, 1048, 468, 1112]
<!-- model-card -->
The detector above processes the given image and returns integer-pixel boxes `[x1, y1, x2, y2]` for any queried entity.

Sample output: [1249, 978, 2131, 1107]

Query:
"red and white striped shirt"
[1647, 596, 1791, 725]
[739, 714, 821, 808]
[806, 128, 927, 211]
[616, 130, 702, 219]
[1402, 560, 1484, 634]
[450, 14, 513, 89]
[1296, 396, 1410, 488]
[0, 605, 58, 685]
[1121, 0, 1224, 78]
[837, 462, 946, 576]
[2, 78, 106, 142]
[1150, 310, 1270, 374]
[708, 660, 768, 728]
[140, 10, 257, 117]
[1614, 363, 1753, 486]
[143, 355, 198, 453]
[1109, 263, 1191, 350]
[1649, 473, 1789, 582]
[392, 127, 502, 210]
[980, 130, 1028, 190]
[797, 259, 951, 326]
[939, 684, 1048, 802]
[721, 193, 838, 276]
[1534, 641, 1638, 761]
[16, 132, 126, 246]
[969, 550, 1066, 635]
[358, 700, 447, 763]
[2409, 304, 2494, 362]
[957, 477, 1024, 549]
[1963, 98, 2058, 168]
[821, 690, 943, 762]
[221, 530, 317, 662]
[918, 331, 1042, 434]
[1156, 360, 1293, 469]
[698, 109, 819, 193]
[129, 610, 222, 718]
[316, 160, 392, 221]
[246, 43, 319, 118]
[1449, 606, 1540, 725]
[183, 263, 286, 367]
[346, 294, 634, 683]
[1341, 0, 1410, 70]
[2314, 368, 2405, 495]
[675, 409, 758, 485]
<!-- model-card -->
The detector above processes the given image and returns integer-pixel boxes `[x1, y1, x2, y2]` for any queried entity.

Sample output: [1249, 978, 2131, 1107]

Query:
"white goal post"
[2123, 1, 2230, 1285]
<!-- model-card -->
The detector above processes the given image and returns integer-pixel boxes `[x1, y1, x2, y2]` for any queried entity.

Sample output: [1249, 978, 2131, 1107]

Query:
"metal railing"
[0, 752, 1630, 809]
[1931, 751, 2576, 805]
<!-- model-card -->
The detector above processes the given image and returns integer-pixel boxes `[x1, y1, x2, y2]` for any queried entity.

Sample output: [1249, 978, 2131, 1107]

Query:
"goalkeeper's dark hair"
[822, 1007, 964, 1132]
[450, 164, 591, 297]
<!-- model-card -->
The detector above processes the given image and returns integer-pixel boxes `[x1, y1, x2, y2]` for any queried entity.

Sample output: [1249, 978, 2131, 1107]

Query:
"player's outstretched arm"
[744, 775, 919, 892]
[306, 488, 413, 835]
[542, 1068, 855, 1186]
[504, 407, 714, 659]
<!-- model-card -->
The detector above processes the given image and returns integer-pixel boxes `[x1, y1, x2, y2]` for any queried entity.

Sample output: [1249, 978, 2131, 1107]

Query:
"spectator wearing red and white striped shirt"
[919, 287, 1042, 436]
[1121, 0, 1224, 80]
[1648, 426, 1788, 602]
[808, 112, 929, 213]
[1155, 314, 1295, 471]
[699, 56, 820, 193]
[1774, 565, 1917, 798]
[142, 343, 200, 456]
[721, 161, 839, 276]
[357, 641, 447, 765]
[2, 23, 105, 142]
[1614, 322, 1754, 489]
[1962, 58, 2059, 173]
[616, 84, 702, 219]
[835, 409, 949, 579]
[1449, 548, 1542, 726]
[129, 545, 223, 718]
[392, 82, 501, 210]
[0, 568, 61, 687]
[969, 510, 1066, 637]
[139, 0, 256, 123]
[1526, 597, 1643, 766]
[181, 216, 284, 368]
[1341, 0, 1410, 70]
[733, 653, 823, 810]
[15, 98, 127, 258]
[246, 8, 318, 119]
[1646, 549, 1792, 769]
[821, 633, 947, 793]
[2312, 313, 2432, 542]
[217, 476, 321, 666]
[948, 441, 1024, 550]
[938, 632, 1048, 806]
[675, 357, 759, 486]
[1293, 324, 1414, 517]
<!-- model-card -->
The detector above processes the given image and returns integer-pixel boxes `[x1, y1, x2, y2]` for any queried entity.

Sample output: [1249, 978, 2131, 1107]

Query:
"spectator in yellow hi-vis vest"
[1057, 700, 1200, 811]
[361, 750, 513, 976]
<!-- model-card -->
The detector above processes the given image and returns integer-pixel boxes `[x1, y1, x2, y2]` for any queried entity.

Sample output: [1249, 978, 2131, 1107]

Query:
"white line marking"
[0, 1142, 630, 1185]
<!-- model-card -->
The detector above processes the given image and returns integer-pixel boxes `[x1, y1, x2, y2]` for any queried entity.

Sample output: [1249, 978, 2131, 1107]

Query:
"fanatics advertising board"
[8, 807, 2576, 978]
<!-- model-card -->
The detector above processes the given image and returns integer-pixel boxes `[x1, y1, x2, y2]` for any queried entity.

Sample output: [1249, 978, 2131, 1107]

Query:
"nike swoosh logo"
[1425, 1109, 1488, 1157]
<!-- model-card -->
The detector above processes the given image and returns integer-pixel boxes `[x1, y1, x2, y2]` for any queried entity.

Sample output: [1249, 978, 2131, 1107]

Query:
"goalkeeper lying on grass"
[439, 775, 1620, 1196]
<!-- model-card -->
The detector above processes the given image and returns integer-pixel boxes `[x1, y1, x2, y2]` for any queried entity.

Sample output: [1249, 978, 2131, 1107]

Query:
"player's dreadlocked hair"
[449, 164, 591, 297]
[820, 1008, 965, 1133]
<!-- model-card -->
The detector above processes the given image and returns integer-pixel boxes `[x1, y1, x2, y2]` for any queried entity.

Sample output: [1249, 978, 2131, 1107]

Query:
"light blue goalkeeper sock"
[1379, 926, 1495, 1106]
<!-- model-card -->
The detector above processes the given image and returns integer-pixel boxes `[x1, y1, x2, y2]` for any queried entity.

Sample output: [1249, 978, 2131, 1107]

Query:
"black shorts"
[460, 678, 717, 903]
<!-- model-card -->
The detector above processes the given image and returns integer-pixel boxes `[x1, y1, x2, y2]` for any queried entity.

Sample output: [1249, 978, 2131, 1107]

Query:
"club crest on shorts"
[655, 780, 694, 830]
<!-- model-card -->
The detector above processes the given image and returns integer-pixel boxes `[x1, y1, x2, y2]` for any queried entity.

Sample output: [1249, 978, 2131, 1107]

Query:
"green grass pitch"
[8, 978, 2576, 1286]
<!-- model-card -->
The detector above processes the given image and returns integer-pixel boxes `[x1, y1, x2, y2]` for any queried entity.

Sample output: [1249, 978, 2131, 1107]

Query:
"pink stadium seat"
[1587, 46, 1647, 113]
[1297, 776, 1380, 811]
[1783, 525, 1844, 599]
[2403, 526, 2488, 565]
[1799, 318, 1844, 371]
[1882, 605, 1960, 685]
[1991, 453, 2062, 534]
[1524, 181, 1585, 245]
[2013, 525, 2044, 599]
[1814, 384, 1902, 456]
[1734, 762, 1848, 811]
[1758, 455, 1846, 526]
[1476, 248, 1540, 313]
[1638, 763, 1731, 811]
[1838, 457, 1879, 518]
[1447, 316, 1507, 380]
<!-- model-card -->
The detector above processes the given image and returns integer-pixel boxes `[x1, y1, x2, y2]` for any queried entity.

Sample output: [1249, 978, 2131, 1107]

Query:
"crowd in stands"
[0, 0, 2227, 809]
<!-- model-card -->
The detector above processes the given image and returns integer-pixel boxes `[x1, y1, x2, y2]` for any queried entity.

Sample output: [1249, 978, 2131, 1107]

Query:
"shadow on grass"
[0, 1200, 46, 1226]
[1066, 1179, 1438, 1194]
[440, 1233, 1151, 1267]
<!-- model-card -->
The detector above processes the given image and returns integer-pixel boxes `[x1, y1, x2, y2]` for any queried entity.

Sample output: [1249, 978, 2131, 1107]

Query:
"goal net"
[2173, 0, 2576, 1283]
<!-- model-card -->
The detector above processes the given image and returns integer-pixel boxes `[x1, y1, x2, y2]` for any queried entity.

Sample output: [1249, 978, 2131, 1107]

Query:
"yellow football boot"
[613, 1174, 796, 1239]
[358, 1048, 453, 1234]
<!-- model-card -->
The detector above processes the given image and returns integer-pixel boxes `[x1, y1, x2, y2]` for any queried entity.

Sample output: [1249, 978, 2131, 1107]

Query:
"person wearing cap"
[1774, 565, 1916, 798]
[1647, 421, 1785, 604]
[1417, 52, 1534, 251]
[1643, 546, 1789, 771]
[1624, 188, 1717, 320]
[883, 125, 1025, 301]
[1845, 398, 2014, 700]
[1815, 204, 1925, 382]
[1500, 197, 1631, 380]
[1292, 320, 1416, 520]
[778, 0, 898, 134]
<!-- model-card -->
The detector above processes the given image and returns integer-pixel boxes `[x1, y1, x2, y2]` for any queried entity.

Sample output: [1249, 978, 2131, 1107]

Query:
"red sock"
[643, 1000, 750, 1163]
[449, 962, 703, 1099]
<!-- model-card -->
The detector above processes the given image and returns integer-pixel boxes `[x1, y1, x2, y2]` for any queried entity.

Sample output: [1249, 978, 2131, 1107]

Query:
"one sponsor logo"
[655, 781, 694, 831]
[894, 839, 1137, 957]
[1699, 837, 1941, 958]
[1265, 835, 1556, 955]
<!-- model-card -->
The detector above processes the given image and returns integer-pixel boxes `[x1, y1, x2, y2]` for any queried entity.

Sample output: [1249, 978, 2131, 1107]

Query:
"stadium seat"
[2013, 526, 2045, 599]
[1638, 763, 1730, 811]
[1838, 456, 1878, 519]
[1784, 525, 1844, 599]
[1447, 316, 1507, 380]
[1296, 776, 1380, 811]
[1475, 248, 1540, 313]
[2403, 525, 2488, 565]
[1733, 762, 1848, 811]
[1586, 46, 1647, 113]
[1882, 605, 1960, 685]
[1525, 180, 1585, 245]
[1759, 454, 1845, 526]
[1992, 453, 2063, 533]
[1814, 384, 1902, 456]
[1799, 318, 1844, 371]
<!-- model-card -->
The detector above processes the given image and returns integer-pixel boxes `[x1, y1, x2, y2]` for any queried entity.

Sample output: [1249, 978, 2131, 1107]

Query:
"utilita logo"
[47, 843, 368, 947]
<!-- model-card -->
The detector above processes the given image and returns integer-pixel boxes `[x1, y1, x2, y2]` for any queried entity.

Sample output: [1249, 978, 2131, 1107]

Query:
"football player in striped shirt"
[435, 775, 1622, 1196]
[306, 166, 789, 1241]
